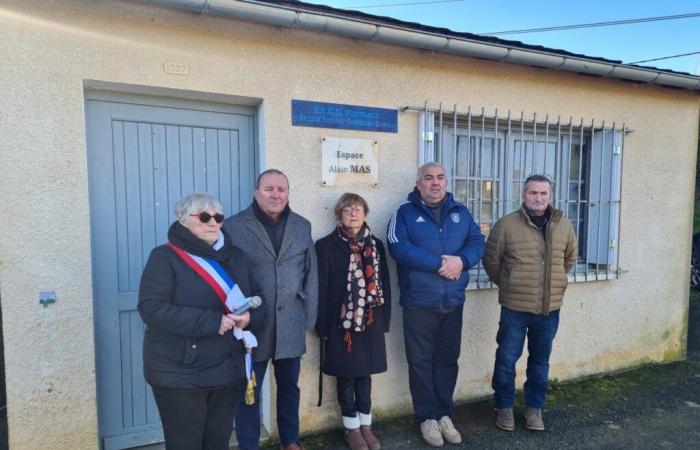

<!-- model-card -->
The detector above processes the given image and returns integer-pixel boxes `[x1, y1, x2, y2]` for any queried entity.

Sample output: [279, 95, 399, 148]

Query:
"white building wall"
[0, 1, 698, 448]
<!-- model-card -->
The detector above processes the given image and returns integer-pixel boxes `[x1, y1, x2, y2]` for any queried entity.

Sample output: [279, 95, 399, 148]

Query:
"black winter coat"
[315, 232, 391, 377]
[138, 222, 265, 390]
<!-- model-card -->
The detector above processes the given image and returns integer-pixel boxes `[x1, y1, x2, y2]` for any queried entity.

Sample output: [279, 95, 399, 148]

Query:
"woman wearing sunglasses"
[315, 193, 391, 450]
[138, 193, 265, 450]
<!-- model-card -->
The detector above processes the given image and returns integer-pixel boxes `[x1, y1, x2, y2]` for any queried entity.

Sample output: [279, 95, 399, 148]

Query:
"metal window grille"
[412, 104, 626, 289]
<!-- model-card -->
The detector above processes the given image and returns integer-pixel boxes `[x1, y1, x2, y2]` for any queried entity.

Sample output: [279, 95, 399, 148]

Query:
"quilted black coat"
[138, 221, 265, 390]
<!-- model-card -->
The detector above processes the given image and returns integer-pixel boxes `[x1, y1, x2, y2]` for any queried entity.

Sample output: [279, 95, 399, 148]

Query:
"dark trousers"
[235, 357, 301, 449]
[152, 384, 239, 450]
[492, 306, 560, 409]
[336, 376, 372, 418]
[403, 305, 463, 423]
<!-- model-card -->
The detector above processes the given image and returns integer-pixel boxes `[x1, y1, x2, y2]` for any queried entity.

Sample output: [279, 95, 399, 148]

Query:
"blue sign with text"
[292, 100, 398, 133]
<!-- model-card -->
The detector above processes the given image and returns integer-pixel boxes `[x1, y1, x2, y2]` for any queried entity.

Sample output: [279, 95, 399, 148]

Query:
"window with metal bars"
[415, 105, 626, 289]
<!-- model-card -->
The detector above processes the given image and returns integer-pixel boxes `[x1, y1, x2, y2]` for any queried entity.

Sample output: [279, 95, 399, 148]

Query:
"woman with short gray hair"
[138, 192, 265, 450]
[174, 192, 224, 223]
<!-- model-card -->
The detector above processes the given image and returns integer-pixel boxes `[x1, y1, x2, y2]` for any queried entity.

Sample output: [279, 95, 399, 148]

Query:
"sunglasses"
[190, 212, 225, 224]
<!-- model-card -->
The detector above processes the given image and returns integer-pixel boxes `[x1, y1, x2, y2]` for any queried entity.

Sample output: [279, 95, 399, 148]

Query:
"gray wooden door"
[85, 93, 256, 450]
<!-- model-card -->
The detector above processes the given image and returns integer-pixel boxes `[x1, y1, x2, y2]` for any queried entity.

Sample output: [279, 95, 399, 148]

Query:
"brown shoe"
[280, 443, 304, 450]
[495, 408, 515, 431]
[524, 407, 545, 431]
[360, 425, 381, 450]
[345, 428, 369, 450]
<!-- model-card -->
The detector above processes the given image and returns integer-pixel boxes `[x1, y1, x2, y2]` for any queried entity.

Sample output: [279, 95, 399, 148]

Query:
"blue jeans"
[235, 357, 301, 449]
[492, 306, 560, 409]
[403, 305, 463, 422]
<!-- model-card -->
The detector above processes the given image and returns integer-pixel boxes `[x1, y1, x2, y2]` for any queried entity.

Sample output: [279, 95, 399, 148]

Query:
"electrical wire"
[482, 12, 700, 35]
[629, 50, 700, 65]
[333, 2, 700, 69]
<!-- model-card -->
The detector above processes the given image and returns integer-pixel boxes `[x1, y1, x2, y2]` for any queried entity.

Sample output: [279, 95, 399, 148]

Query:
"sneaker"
[524, 407, 545, 431]
[438, 416, 462, 444]
[419, 419, 444, 447]
[495, 408, 515, 431]
[360, 425, 381, 450]
[345, 428, 369, 450]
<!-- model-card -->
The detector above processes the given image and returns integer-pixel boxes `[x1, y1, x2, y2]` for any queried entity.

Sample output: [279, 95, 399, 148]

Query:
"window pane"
[512, 140, 522, 181]
[568, 181, 582, 202]
[569, 144, 582, 179]
[453, 179, 467, 204]
[482, 180, 494, 198]
[469, 137, 479, 176]
[482, 138, 494, 174]
[456, 136, 469, 177]
[481, 201, 492, 218]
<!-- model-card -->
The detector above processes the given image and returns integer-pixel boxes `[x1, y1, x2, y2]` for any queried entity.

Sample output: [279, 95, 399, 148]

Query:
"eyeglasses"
[190, 212, 225, 224]
[342, 206, 364, 215]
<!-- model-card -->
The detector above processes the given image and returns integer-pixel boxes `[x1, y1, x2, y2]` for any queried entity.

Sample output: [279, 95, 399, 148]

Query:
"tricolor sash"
[167, 241, 248, 313]
[168, 241, 258, 404]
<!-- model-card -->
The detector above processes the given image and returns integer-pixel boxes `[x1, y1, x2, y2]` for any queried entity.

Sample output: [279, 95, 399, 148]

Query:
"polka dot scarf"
[337, 223, 385, 352]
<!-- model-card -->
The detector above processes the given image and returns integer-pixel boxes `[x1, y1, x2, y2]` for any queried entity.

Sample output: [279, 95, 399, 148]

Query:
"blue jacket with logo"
[387, 189, 485, 310]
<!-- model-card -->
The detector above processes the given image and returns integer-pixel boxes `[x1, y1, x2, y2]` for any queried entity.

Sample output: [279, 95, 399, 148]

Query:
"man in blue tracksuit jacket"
[387, 162, 485, 447]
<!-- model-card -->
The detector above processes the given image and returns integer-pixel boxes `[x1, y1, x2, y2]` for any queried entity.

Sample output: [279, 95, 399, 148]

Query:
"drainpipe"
[135, 0, 700, 90]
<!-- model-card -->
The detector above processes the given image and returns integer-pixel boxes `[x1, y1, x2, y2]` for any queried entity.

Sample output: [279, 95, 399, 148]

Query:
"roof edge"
[136, 0, 700, 91]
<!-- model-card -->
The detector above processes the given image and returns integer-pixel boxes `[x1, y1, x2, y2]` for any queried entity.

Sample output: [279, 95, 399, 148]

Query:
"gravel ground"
[263, 291, 700, 450]
[265, 361, 700, 450]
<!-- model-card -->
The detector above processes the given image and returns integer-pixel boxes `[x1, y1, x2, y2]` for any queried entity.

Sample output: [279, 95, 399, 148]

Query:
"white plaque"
[321, 137, 378, 186]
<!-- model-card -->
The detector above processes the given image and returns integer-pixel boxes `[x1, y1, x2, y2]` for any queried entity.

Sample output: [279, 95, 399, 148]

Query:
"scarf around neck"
[168, 221, 233, 261]
[336, 223, 385, 352]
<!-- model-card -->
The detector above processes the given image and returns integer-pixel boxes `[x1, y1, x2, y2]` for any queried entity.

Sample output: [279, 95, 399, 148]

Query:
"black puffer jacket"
[138, 222, 265, 390]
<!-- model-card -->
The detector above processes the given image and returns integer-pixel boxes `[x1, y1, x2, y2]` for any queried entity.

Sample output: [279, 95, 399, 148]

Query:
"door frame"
[84, 86, 270, 448]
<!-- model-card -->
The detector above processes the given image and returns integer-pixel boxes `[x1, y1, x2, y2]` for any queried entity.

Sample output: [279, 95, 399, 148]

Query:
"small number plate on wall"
[163, 62, 189, 75]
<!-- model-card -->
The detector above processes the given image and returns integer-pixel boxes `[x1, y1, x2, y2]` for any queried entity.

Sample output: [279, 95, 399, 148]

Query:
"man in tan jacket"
[483, 175, 577, 432]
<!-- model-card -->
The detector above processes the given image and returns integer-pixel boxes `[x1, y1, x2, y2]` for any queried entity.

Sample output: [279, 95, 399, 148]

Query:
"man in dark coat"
[387, 163, 485, 447]
[223, 169, 318, 450]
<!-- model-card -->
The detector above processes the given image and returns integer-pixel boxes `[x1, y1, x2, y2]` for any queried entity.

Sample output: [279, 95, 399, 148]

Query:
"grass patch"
[546, 374, 635, 407]
[544, 361, 697, 408]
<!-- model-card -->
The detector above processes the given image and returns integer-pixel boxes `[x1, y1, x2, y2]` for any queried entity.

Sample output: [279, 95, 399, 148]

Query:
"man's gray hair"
[255, 169, 289, 190]
[523, 174, 553, 191]
[174, 193, 223, 221]
[416, 162, 446, 183]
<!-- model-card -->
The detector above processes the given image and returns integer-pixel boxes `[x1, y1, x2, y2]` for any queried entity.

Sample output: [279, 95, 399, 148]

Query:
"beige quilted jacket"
[483, 206, 578, 315]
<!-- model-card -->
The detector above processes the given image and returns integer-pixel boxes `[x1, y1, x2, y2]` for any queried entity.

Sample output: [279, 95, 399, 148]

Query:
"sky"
[304, 0, 700, 75]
